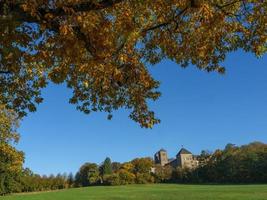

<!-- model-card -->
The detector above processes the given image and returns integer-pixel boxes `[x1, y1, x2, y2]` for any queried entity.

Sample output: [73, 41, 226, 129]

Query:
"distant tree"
[121, 162, 134, 173]
[62, 173, 68, 181]
[131, 158, 153, 174]
[104, 173, 121, 186]
[20, 168, 35, 192]
[198, 150, 212, 167]
[154, 165, 173, 183]
[117, 169, 136, 185]
[131, 158, 154, 183]
[55, 173, 66, 189]
[135, 173, 155, 184]
[200, 150, 212, 157]
[100, 157, 113, 176]
[75, 163, 100, 186]
[111, 162, 121, 173]
[196, 142, 267, 183]
[224, 143, 237, 152]
[67, 173, 74, 188]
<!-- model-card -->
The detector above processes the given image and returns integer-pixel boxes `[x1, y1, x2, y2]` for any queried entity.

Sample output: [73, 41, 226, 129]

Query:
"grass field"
[2, 184, 267, 200]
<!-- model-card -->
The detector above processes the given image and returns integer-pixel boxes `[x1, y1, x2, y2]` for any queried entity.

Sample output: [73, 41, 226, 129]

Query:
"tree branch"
[144, 22, 170, 32]
[2, 0, 124, 24]
[1, 0, 125, 54]
[0, 71, 11, 74]
[72, 26, 96, 57]
[215, 0, 244, 9]
[143, 6, 189, 33]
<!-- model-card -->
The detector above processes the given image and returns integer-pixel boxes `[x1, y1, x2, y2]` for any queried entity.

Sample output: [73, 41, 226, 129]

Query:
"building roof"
[177, 148, 192, 155]
[154, 148, 167, 157]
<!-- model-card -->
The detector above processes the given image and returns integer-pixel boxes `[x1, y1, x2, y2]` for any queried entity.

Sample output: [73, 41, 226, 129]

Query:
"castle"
[154, 148, 199, 169]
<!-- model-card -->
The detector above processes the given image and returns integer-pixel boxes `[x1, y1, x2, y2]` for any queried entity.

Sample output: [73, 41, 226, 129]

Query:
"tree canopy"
[0, 0, 266, 127]
[0, 105, 24, 195]
[0, 105, 20, 143]
[100, 157, 112, 176]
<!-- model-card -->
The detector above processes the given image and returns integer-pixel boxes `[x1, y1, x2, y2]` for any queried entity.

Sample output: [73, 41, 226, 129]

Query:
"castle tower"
[176, 148, 198, 169]
[154, 149, 168, 166]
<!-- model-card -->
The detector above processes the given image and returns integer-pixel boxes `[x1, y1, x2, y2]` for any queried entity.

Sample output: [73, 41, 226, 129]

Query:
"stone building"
[154, 149, 169, 166]
[154, 148, 199, 169]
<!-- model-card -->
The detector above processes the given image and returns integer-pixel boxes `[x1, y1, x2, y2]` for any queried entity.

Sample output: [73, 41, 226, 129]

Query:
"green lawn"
[2, 184, 267, 200]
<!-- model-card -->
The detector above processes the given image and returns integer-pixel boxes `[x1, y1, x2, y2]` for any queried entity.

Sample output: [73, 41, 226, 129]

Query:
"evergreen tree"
[67, 173, 74, 188]
[101, 157, 113, 176]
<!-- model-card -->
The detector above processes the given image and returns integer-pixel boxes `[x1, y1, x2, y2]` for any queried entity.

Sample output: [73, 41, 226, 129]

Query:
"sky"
[17, 51, 267, 175]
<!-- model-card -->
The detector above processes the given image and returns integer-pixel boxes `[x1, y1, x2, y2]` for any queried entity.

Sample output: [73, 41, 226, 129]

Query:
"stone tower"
[176, 148, 198, 169]
[154, 149, 168, 166]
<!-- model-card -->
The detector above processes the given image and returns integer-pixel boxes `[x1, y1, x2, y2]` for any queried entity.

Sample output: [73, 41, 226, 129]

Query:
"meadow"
[2, 184, 267, 200]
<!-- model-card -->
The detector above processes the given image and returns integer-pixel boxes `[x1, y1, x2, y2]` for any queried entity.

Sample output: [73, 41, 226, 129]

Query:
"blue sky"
[17, 51, 267, 175]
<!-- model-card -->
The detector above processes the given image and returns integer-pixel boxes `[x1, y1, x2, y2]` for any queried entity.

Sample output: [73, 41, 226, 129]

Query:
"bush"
[118, 170, 135, 185]
[136, 173, 154, 184]
[103, 174, 120, 186]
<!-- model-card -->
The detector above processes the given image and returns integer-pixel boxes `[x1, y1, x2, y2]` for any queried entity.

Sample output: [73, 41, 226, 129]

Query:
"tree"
[20, 168, 35, 192]
[131, 158, 153, 174]
[131, 157, 154, 183]
[0, 104, 20, 144]
[67, 173, 74, 188]
[0, 1, 266, 128]
[111, 162, 121, 173]
[195, 142, 267, 183]
[100, 157, 112, 176]
[154, 165, 173, 183]
[75, 163, 100, 186]
[0, 105, 24, 195]
[198, 150, 212, 167]
[117, 169, 136, 185]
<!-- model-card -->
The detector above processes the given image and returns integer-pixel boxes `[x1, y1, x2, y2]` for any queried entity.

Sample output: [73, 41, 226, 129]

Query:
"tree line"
[154, 142, 267, 184]
[73, 142, 267, 186]
[194, 142, 267, 183]
[1, 141, 267, 195]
